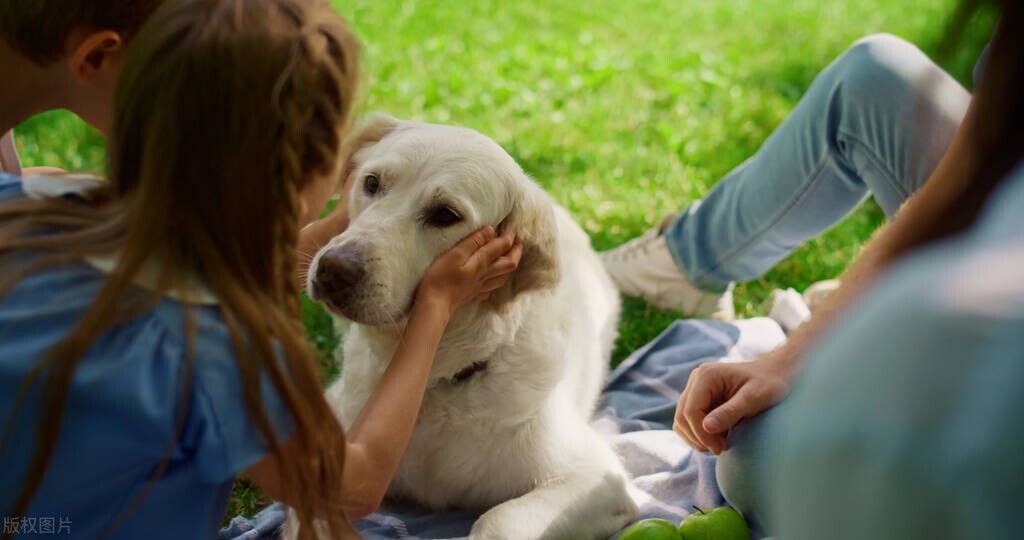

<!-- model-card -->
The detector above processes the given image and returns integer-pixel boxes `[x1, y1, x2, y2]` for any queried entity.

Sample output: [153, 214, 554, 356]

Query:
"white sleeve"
[21, 174, 106, 200]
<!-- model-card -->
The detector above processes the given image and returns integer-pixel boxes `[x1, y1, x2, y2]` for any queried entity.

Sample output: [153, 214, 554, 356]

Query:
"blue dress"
[0, 174, 292, 539]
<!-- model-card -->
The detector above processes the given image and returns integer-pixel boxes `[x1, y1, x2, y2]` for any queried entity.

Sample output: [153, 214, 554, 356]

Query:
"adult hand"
[673, 351, 793, 455]
[417, 226, 523, 315]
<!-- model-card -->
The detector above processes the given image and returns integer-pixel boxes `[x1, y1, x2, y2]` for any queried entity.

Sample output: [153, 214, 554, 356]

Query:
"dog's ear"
[490, 181, 560, 307]
[337, 113, 402, 194]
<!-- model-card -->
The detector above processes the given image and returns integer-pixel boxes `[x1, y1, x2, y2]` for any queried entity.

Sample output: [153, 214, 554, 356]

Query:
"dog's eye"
[364, 174, 381, 195]
[426, 206, 462, 228]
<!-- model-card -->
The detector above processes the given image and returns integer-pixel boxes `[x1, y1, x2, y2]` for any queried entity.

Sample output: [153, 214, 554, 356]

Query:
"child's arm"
[296, 174, 355, 284]
[21, 167, 67, 176]
[250, 226, 522, 518]
[296, 203, 349, 282]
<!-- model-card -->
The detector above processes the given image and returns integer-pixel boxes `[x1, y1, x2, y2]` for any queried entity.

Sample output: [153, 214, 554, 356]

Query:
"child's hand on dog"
[417, 226, 523, 315]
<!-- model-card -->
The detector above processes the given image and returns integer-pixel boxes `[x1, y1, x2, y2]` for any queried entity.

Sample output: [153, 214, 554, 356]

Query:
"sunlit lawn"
[12, 0, 988, 523]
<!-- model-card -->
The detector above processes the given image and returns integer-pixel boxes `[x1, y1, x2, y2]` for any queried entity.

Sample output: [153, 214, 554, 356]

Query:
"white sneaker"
[802, 279, 841, 312]
[764, 288, 811, 332]
[600, 214, 735, 320]
[762, 279, 841, 331]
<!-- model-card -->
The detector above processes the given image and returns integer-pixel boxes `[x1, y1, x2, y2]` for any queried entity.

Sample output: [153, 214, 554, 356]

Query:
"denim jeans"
[663, 34, 970, 292]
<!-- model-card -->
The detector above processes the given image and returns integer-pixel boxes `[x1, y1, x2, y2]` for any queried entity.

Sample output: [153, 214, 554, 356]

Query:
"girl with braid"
[0, 1, 521, 539]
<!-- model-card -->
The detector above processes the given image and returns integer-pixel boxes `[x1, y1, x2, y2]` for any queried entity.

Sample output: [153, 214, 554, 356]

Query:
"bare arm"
[296, 202, 349, 282]
[765, 101, 976, 375]
[674, 99, 977, 454]
[296, 173, 358, 283]
[336, 296, 457, 517]
[250, 227, 523, 518]
[20, 166, 67, 176]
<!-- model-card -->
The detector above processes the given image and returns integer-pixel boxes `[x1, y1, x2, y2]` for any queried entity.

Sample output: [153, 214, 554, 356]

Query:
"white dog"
[302, 114, 638, 539]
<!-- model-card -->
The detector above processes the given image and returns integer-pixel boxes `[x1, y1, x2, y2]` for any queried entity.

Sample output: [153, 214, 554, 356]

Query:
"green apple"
[677, 506, 749, 540]
[617, 518, 682, 540]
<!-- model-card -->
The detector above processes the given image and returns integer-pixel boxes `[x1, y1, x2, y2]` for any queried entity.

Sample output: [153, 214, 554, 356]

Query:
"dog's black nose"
[315, 246, 366, 291]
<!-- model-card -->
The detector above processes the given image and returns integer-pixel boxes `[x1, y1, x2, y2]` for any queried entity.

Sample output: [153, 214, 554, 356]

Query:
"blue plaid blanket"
[220, 318, 786, 540]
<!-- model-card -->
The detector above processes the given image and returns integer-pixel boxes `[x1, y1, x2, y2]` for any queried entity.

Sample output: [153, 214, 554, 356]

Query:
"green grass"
[11, 0, 991, 524]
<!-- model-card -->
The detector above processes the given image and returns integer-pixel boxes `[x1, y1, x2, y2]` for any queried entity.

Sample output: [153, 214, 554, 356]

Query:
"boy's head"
[0, 0, 166, 132]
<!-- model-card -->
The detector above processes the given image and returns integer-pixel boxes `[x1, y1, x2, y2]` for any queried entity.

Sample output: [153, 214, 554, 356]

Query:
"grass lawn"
[11, 0, 990, 525]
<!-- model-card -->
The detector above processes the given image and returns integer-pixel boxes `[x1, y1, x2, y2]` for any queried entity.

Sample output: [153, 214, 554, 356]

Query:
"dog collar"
[448, 360, 489, 384]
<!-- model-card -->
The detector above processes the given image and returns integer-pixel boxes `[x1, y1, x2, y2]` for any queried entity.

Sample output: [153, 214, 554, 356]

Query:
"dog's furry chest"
[393, 379, 548, 510]
[333, 315, 566, 424]
[328, 309, 574, 509]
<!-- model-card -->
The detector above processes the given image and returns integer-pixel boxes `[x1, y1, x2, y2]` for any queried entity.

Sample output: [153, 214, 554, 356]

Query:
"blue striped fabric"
[220, 317, 786, 540]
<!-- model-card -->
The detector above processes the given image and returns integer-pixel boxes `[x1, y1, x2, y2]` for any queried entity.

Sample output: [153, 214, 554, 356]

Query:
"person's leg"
[604, 34, 970, 311]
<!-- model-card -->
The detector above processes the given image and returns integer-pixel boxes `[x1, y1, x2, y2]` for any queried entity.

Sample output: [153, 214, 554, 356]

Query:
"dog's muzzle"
[311, 244, 366, 306]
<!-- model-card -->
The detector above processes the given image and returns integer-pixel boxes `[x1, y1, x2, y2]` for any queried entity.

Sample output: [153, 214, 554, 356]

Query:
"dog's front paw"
[279, 509, 300, 540]
[469, 506, 594, 540]
[468, 514, 520, 540]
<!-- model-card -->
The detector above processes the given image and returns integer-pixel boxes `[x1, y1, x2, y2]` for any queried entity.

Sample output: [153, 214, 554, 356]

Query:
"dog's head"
[307, 114, 559, 325]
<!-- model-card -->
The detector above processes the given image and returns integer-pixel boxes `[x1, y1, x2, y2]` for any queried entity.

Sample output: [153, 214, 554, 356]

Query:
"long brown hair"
[894, 0, 1024, 254]
[0, 0, 360, 538]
